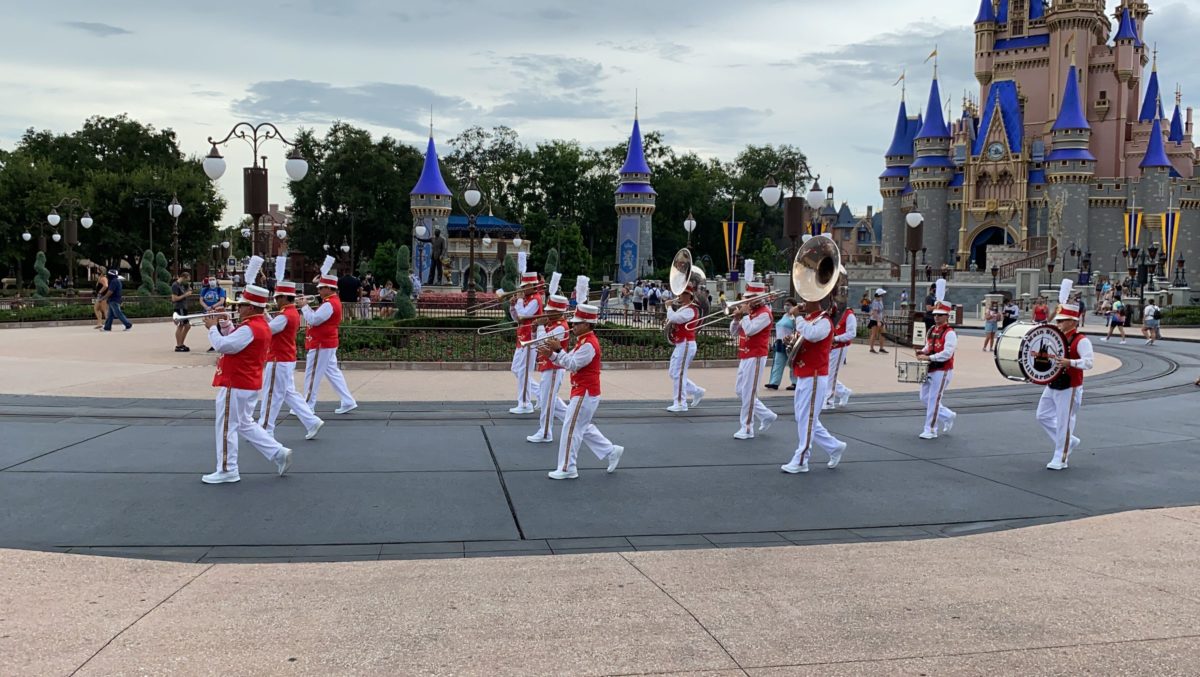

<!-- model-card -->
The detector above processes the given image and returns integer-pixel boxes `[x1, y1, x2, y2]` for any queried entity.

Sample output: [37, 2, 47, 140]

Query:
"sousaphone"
[785, 236, 842, 364]
[664, 248, 707, 344]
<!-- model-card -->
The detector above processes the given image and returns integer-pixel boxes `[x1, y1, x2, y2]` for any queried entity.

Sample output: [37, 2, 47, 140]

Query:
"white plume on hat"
[1058, 279, 1073, 305]
[518, 251, 527, 275]
[575, 275, 589, 306]
[935, 278, 947, 303]
[801, 234, 813, 243]
[547, 272, 562, 298]
[274, 251, 288, 281]
[744, 258, 755, 282]
[320, 255, 336, 277]
[245, 255, 265, 285]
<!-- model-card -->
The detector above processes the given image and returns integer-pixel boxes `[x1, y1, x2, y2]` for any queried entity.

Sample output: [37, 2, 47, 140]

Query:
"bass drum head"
[993, 322, 1067, 385]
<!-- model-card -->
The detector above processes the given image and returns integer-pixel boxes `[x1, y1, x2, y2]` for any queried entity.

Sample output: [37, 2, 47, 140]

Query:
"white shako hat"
[273, 252, 295, 296]
[317, 255, 338, 288]
[931, 279, 952, 315]
[237, 256, 270, 307]
[1053, 279, 1080, 322]
[569, 275, 597, 323]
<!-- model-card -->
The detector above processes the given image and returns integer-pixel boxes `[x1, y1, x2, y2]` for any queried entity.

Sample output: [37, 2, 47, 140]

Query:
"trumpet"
[519, 332, 569, 349]
[172, 310, 234, 326]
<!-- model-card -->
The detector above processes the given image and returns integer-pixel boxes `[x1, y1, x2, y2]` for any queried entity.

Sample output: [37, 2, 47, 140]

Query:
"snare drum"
[993, 321, 1067, 384]
[897, 360, 928, 384]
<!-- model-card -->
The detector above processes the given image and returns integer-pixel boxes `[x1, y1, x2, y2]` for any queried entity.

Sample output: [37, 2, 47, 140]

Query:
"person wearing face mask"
[199, 277, 228, 352]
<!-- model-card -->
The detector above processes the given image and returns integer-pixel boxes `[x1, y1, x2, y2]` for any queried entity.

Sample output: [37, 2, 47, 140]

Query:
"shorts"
[868, 320, 879, 329]
[984, 321, 997, 333]
[1145, 319, 1160, 329]
[1109, 316, 1123, 327]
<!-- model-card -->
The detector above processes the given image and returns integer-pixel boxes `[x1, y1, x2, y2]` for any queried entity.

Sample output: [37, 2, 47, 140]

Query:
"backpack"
[1152, 308, 1163, 320]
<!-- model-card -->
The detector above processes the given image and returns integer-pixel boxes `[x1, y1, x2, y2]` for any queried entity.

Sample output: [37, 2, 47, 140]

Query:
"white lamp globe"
[51, 232, 61, 243]
[806, 183, 824, 210]
[240, 227, 251, 238]
[21, 231, 31, 241]
[80, 213, 94, 229]
[202, 144, 226, 181]
[464, 188, 482, 208]
[513, 237, 523, 248]
[47, 210, 61, 227]
[168, 199, 183, 219]
[415, 225, 427, 238]
[760, 184, 782, 207]
[220, 240, 230, 249]
[905, 212, 924, 228]
[284, 153, 309, 182]
[482, 235, 492, 246]
[276, 229, 287, 240]
[340, 243, 350, 253]
[684, 213, 697, 233]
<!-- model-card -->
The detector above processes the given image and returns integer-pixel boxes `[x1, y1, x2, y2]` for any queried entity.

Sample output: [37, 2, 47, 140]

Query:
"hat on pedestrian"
[317, 255, 338, 288]
[107, 269, 119, 277]
[1053, 279, 1081, 322]
[931, 279, 952, 315]
[874, 288, 887, 296]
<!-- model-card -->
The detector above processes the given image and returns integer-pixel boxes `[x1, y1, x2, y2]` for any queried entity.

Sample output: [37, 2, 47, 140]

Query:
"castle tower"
[409, 134, 452, 282]
[880, 98, 915, 263]
[1138, 116, 1173, 241]
[614, 115, 656, 283]
[910, 76, 954, 268]
[1045, 0, 1104, 129]
[974, 0, 996, 88]
[1046, 63, 1096, 259]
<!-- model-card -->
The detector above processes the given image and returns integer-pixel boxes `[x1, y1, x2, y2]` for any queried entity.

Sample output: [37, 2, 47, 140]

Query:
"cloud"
[649, 107, 773, 135]
[232, 80, 480, 135]
[489, 54, 614, 121]
[504, 54, 605, 91]
[599, 40, 693, 63]
[60, 21, 131, 37]
[784, 20, 973, 90]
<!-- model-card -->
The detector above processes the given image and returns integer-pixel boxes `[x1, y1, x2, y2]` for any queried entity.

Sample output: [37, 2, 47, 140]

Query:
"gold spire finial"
[1152, 43, 1158, 71]
[1177, 84, 1183, 107]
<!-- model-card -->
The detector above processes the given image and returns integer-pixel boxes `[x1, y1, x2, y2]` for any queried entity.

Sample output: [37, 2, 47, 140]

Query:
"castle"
[880, 0, 1200, 286]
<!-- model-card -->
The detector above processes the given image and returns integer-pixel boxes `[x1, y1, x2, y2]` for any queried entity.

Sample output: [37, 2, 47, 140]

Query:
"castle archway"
[967, 224, 1018, 270]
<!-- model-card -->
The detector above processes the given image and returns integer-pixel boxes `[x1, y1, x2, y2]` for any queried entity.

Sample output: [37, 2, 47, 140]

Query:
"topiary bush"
[34, 251, 50, 298]
[394, 245, 416, 319]
[139, 250, 156, 295]
[154, 252, 172, 295]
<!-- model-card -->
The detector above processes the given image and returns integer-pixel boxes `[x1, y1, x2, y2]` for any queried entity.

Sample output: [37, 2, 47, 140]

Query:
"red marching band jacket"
[1056, 330, 1086, 388]
[268, 304, 300, 363]
[569, 331, 602, 398]
[792, 312, 833, 378]
[924, 324, 955, 371]
[212, 315, 271, 390]
[536, 320, 570, 372]
[832, 309, 853, 349]
[515, 293, 544, 345]
[305, 296, 342, 350]
[669, 303, 699, 344]
[737, 306, 774, 359]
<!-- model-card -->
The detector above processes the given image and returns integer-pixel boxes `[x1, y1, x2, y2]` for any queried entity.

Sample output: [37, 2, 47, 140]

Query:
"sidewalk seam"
[480, 426, 526, 540]
[0, 425, 128, 472]
[68, 562, 215, 676]
[618, 552, 749, 676]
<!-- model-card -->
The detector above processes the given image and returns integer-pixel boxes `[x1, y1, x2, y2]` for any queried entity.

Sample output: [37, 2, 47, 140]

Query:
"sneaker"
[691, 387, 706, 408]
[666, 404, 688, 413]
[870, 349, 878, 354]
[1046, 460, 1068, 471]
[275, 447, 293, 476]
[1120, 340, 1127, 345]
[304, 419, 324, 440]
[759, 412, 778, 432]
[526, 434, 554, 443]
[508, 405, 534, 415]
[207, 347, 216, 352]
[786, 384, 796, 391]
[822, 402, 835, 412]
[606, 445, 624, 473]
[764, 384, 780, 390]
[878, 348, 889, 354]
[733, 430, 754, 440]
[838, 389, 852, 408]
[123, 325, 133, 331]
[201, 470, 241, 484]
[781, 462, 809, 474]
[93, 325, 103, 330]
[548, 469, 579, 480]
[1100, 337, 1108, 342]
[334, 403, 358, 415]
[919, 431, 938, 440]
[180, 345, 190, 352]
[827, 441, 847, 469]
[174, 346, 185, 352]
[942, 411, 957, 434]
[1144, 339, 1152, 345]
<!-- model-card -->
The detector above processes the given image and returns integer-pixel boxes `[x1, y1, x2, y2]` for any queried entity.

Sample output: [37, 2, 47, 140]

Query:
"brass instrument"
[784, 236, 844, 365]
[171, 310, 234, 326]
[692, 290, 788, 330]
[465, 282, 549, 313]
[476, 310, 568, 335]
[664, 248, 707, 343]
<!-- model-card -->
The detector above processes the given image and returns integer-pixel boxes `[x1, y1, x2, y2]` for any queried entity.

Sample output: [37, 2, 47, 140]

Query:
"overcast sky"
[2, 0, 1198, 225]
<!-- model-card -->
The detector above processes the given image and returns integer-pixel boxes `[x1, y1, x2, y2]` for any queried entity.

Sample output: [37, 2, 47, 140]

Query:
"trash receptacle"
[953, 304, 964, 326]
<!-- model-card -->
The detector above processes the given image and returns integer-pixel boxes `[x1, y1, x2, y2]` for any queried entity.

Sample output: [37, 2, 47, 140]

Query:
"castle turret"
[614, 115, 656, 283]
[1139, 62, 1164, 123]
[1047, 64, 1096, 259]
[974, 0, 996, 88]
[910, 77, 954, 268]
[880, 99, 914, 263]
[1137, 116, 1173, 248]
[410, 134, 452, 280]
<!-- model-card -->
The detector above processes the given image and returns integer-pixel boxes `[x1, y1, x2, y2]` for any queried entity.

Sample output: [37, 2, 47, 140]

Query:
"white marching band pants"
[788, 375, 842, 467]
[825, 346, 850, 405]
[1037, 386, 1082, 466]
[511, 345, 538, 408]
[533, 368, 568, 439]
[303, 347, 357, 411]
[215, 386, 285, 474]
[257, 361, 322, 434]
[556, 394, 616, 473]
[735, 356, 772, 434]
[669, 340, 702, 407]
[920, 369, 955, 436]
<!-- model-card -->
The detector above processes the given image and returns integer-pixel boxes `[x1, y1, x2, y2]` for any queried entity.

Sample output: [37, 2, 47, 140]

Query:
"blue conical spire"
[1170, 102, 1185, 144]
[1139, 68, 1162, 123]
[975, 0, 996, 24]
[885, 100, 913, 157]
[1140, 117, 1172, 169]
[1114, 8, 1142, 46]
[915, 78, 950, 139]
[619, 117, 651, 176]
[410, 135, 451, 196]
[1052, 65, 1090, 131]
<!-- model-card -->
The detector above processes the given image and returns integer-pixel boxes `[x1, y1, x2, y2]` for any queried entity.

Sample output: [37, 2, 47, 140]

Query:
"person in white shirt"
[916, 293, 958, 440]
[730, 274, 777, 440]
[1037, 298, 1093, 470]
[1141, 301, 1161, 345]
[824, 302, 858, 410]
[665, 285, 706, 412]
[526, 294, 571, 443]
[508, 272, 544, 414]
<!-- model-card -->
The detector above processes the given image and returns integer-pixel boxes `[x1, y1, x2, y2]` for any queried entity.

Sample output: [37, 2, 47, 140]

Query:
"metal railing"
[999, 246, 1057, 281]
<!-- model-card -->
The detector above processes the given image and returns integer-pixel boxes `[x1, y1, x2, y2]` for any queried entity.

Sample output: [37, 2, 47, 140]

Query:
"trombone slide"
[172, 310, 234, 326]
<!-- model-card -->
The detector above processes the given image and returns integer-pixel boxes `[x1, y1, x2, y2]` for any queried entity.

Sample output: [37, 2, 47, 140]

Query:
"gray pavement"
[1, 339, 1198, 562]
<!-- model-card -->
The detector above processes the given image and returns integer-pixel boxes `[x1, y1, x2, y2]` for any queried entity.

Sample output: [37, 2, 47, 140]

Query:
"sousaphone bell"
[664, 248, 706, 344]
[784, 236, 843, 364]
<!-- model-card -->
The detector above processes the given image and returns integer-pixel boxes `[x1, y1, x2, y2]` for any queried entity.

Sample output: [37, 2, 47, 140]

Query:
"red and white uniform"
[257, 302, 323, 435]
[529, 312, 570, 442]
[666, 300, 703, 409]
[209, 314, 287, 475]
[510, 289, 543, 411]
[919, 323, 957, 437]
[730, 304, 776, 437]
[786, 311, 844, 468]
[1036, 327, 1093, 467]
[549, 329, 619, 474]
[301, 295, 357, 412]
[825, 309, 858, 408]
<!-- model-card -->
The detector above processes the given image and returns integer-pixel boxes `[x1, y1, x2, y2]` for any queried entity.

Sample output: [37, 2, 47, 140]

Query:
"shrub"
[34, 252, 50, 298]
[394, 245, 416, 319]
[1161, 306, 1200, 326]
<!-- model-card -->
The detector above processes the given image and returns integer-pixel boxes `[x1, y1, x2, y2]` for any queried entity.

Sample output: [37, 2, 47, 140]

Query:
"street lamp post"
[1146, 243, 1160, 293]
[202, 122, 308, 258]
[683, 210, 696, 250]
[47, 198, 93, 288]
[991, 265, 999, 293]
[906, 212, 924, 323]
[167, 195, 183, 276]
[455, 177, 486, 312]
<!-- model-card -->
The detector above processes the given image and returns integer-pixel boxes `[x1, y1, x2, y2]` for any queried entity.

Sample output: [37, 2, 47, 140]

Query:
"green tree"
[154, 252, 172, 294]
[394, 245, 416, 319]
[33, 251, 50, 297]
[371, 240, 398, 284]
[746, 238, 785, 275]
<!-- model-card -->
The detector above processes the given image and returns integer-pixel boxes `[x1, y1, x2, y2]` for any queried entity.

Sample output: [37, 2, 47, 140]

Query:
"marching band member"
[201, 257, 293, 484]
[915, 279, 956, 440]
[824, 300, 857, 410]
[781, 297, 847, 473]
[537, 276, 624, 480]
[665, 282, 705, 412]
[527, 274, 570, 443]
[257, 253, 324, 439]
[299, 256, 358, 415]
[509, 253, 543, 415]
[730, 261, 777, 440]
[1037, 281, 1092, 470]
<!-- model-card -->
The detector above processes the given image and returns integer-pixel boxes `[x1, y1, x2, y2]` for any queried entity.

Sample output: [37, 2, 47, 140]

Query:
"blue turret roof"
[619, 117, 651, 175]
[1139, 70, 1163, 123]
[410, 135, 451, 196]
[1052, 65, 1090, 131]
[975, 0, 996, 24]
[1114, 8, 1142, 46]
[1140, 117, 1172, 169]
[996, 0, 1009, 24]
[1170, 103, 1185, 144]
[972, 80, 1024, 156]
[915, 78, 950, 140]
[885, 100, 913, 157]
[1029, 0, 1044, 20]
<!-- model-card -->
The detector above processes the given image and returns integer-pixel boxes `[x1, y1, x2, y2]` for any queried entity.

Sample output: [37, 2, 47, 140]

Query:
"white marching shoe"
[508, 405, 535, 415]
[759, 412, 778, 432]
[202, 470, 241, 484]
[305, 419, 324, 440]
[733, 430, 754, 440]
[548, 469, 579, 480]
[781, 461, 809, 474]
[666, 404, 688, 413]
[837, 389, 852, 408]
[822, 402, 836, 411]
[334, 403, 358, 415]
[919, 431, 938, 440]
[827, 441, 847, 469]
[1046, 460, 1068, 471]
[275, 448, 293, 477]
[606, 445, 625, 473]
[691, 387, 706, 408]
[942, 411, 957, 434]
[526, 434, 554, 444]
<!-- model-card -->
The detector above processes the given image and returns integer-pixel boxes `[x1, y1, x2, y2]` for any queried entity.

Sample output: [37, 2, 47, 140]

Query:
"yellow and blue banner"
[722, 220, 745, 275]
[1123, 211, 1143, 250]
[1161, 211, 1180, 267]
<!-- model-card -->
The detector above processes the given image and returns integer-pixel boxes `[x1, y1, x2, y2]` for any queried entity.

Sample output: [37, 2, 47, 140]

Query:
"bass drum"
[993, 321, 1068, 384]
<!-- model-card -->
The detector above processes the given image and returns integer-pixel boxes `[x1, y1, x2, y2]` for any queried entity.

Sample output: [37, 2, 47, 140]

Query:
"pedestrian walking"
[868, 289, 888, 354]
[171, 272, 193, 352]
[766, 300, 798, 390]
[92, 269, 108, 330]
[1142, 300, 1161, 345]
[1102, 294, 1127, 343]
[101, 270, 132, 331]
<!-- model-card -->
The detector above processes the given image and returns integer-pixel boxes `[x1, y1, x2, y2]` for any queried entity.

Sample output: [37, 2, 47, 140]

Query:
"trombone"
[465, 282, 548, 312]
[476, 311, 568, 335]
[172, 310, 234, 326]
[691, 290, 788, 330]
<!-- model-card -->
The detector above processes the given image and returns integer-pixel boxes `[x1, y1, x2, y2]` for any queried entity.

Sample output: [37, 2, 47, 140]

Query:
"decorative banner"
[616, 215, 641, 284]
[1162, 211, 1180, 267]
[1123, 211, 1143, 250]
[722, 220, 745, 274]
